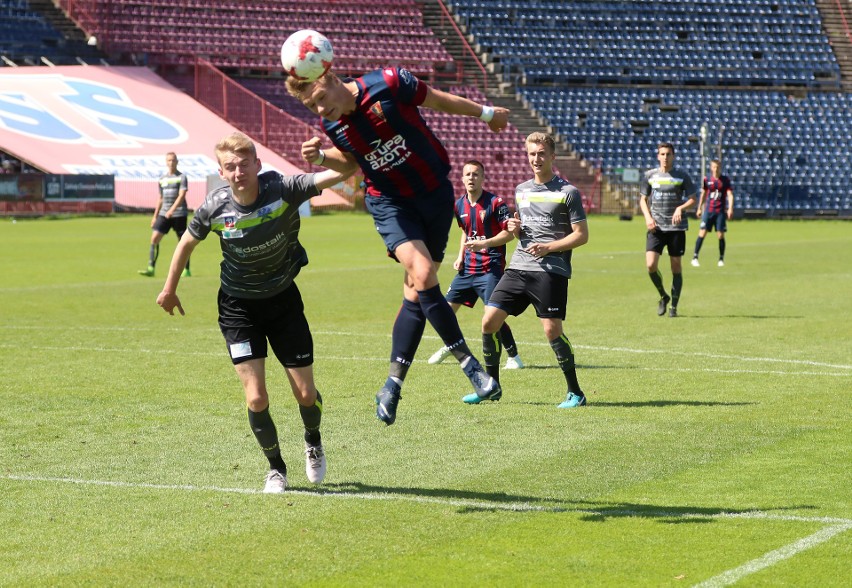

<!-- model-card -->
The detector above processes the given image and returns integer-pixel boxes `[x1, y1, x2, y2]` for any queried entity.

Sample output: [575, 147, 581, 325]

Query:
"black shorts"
[646, 229, 686, 257]
[445, 272, 502, 308]
[364, 180, 454, 263]
[153, 215, 188, 236]
[700, 211, 727, 233]
[217, 283, 313, 367]
[487, 269, 568, 320]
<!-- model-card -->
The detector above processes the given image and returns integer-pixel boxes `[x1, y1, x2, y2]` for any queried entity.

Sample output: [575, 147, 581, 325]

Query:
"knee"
[543, 325, 561, 341]
[293, 387, 317, 407]
[244, 387, 269, 412]
[482, 318, 500, 334]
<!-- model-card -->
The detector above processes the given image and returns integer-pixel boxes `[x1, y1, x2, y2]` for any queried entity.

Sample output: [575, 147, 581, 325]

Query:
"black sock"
[550, 335, 582, 395]
[499, 323, 518, 358]
[300, 390, 322, 446]
[148, 243, 159, 267]
[247, 406, 286, 474]
[417, 285, 469, 361]
[719, 238, 726, 260]
[390, 298, 426, 381]
[649, 270, 667, 298]
[671, 272, 683, 308]
[693, 236, 704, 258]
[482, 332, 501, 382]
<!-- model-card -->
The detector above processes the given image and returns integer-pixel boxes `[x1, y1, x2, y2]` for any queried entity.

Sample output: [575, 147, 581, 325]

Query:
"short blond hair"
[525, 131, 556, 154]
[285, 71, 338, 99]
[214, 132, 257, 164]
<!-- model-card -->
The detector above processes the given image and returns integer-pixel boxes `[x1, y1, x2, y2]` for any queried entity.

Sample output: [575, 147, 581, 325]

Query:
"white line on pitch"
[693, 522, 852, 588]
[3, 475, 852, 526]
[4, 325, 850, 371]
[0, 343, 847, 378]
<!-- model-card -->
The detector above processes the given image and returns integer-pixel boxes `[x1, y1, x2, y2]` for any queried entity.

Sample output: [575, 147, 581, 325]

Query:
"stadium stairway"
[814, 0, 852, 90]
[25, 0, 108, 65]
[416, 0, 605, 210]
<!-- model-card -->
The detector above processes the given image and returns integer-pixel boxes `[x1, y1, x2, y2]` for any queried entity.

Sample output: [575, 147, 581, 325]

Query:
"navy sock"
[693, 236, 704, 257]
[719, 238, 726, 260]
[418, 285, 470, 360]
[389, 298, 426, 381]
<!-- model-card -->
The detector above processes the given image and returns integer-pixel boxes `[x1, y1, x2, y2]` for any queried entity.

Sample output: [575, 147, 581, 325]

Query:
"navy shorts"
[487, 269, 569, 320]
[153, 215, 188, 236]
[646, 229, 687, 257]
[364, 180, 455, 263]
[445, 272, 503, 308]
[217, 283, 313, 367]
[700, 211, 727, 233]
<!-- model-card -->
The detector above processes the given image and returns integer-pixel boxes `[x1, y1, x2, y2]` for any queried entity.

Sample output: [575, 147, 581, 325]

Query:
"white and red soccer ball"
[280, 30, 334, 81]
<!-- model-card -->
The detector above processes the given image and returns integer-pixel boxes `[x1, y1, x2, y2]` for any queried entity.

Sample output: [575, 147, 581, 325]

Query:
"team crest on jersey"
[370, 102, 386, 122]
[479, 210, 487, 223]
[223, 216, 235, 229]
[257, 206, 273, 221]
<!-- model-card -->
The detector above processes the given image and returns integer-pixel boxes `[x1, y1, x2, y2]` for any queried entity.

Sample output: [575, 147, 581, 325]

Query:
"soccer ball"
[280, 30, 334, 82]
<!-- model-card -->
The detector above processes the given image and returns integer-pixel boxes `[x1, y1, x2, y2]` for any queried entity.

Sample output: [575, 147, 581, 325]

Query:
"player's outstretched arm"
[421, 86, 509, 133]
[157, 232, 200, 316]
[314, 165, 357, 191]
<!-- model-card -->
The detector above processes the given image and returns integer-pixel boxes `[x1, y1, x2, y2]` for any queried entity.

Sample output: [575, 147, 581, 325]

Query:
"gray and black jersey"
[510, 175, 587, 278]
[188, 171, 320, 299]
[639, 168, 697, 231]
[158, 171, 188, 218]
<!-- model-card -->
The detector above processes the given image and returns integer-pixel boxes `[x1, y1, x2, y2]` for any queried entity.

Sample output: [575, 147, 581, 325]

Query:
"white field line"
[3, 474, 851, 585]
[1, 333, 850, 377]
[693, 521, 852, 588]
[1, 342, 848, 378]
[4, 324, 852, 371]
[3, 474, 851, 524]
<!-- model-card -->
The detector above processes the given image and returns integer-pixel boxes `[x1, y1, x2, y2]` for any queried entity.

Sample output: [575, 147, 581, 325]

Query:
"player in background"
[639, 142, 697, 318]
[426, 160, 524, 370]
[692, 159, 734, 267]
[287, 67, 509, 426]
[139, 152, 191, 277]
[472, 132, 589, 408]
[156, 132, 354, 493]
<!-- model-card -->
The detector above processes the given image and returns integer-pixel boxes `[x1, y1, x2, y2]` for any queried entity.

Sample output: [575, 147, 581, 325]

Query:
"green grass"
[1, 213, 850, 586]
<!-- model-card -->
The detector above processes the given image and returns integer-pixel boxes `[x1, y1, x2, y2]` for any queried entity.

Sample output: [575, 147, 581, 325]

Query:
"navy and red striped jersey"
[455, 190, 511, 275]
[703, 175, 732, 213]
[320, 68, 450, 198]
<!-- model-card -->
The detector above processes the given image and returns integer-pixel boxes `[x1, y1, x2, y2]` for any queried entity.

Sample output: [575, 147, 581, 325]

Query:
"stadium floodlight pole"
[699, 122, 709, 181]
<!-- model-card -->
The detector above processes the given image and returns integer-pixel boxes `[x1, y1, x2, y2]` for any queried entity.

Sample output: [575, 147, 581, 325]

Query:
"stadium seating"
[522, 86, 852, 210]
[58, 0, 454, 79]
[447, 0, 850, 213]
[0, 0, 103, 65]
[449, 0, 841, 88]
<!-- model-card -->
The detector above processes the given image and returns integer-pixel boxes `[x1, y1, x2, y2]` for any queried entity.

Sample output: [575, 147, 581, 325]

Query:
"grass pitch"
[1, 213, 850, 586]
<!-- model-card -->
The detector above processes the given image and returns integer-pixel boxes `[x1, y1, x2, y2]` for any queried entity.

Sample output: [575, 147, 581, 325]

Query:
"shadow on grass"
[678, 315, 804, 320]
[513, 399, 755, 408]
[505, 364, 618, 371]
[591, 399, 756, 408]
[310, 482, 815, 522]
